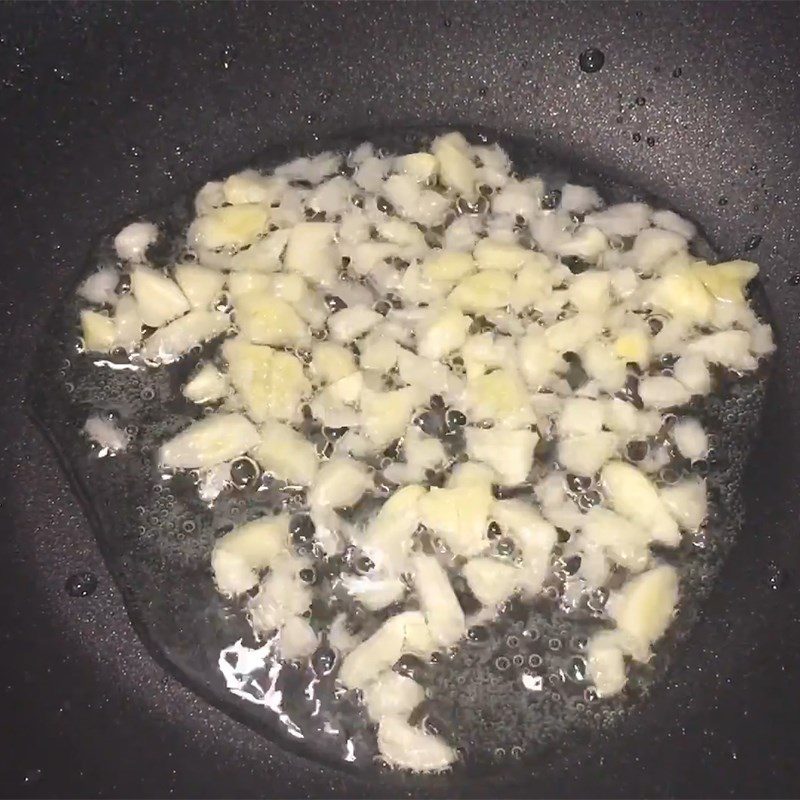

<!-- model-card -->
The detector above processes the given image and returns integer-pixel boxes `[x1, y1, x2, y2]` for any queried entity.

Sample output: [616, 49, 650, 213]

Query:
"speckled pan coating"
[1, 2, 799, 798]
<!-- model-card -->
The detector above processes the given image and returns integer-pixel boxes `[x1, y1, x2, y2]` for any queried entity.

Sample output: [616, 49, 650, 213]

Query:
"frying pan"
[2, 2, 800, 797]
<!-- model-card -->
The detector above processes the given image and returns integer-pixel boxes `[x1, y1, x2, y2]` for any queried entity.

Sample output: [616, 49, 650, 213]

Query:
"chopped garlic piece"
[83, 414, 128, 454]
[377, 716, 456, 772]
[465, 427, 537, 485]
[342, 573, 406, 611]
[585, 202, 650, 237]
[558, 397, 604, 437]
[672, 418, 708, 461]
[78, 267, 119, 306]
[223, 339, 310, 424]
[361, 386, 420, 447]
[248, 552, 313, 634]
[687, 329, 757, 371]
[463, 557, 520, 607]
[673, 353, 711, 395]
[131, 265, 190, 328]
[309, 458, 370, 509]
[581, 507, 650, 572]
[364, 672, 425, 722]
[360, 331, 402, 374]
[412, 554, 465, 647]
[649, 268, 712, 325]
[339, 611, 433, 690]
[601, 461, 680, 547]
[378, 716, 457, 772]
[200, 228, 289, 273]
[80, 309, 116, 352]
[182, 363, 228, 403]
[417, 308, 471, 360]
[660, 478, 707, 530]
[222, 170, 286, 206]
[235, 291, 310, 348]
[278, 617, 318, 661]
[397, 152, 438, 183]
[465, 367, 533, 428]
[254, 420, 318, 486]
[284, 222, 338, 285]
[382, 174, 450, 227]
[112, 295, 142, 351]
[159, 413, 259, 470]
[587, 630, 628, 697]
[560, 184, 603, 214]
[448, 269, 513, 312]
[114, 221, 158, 262]
[174, 264, 225, 308]
[141, 309, 229, 363]
[431, 131, 477, 199]
[211, 515, 289, 597]
[422, 251, 476, 284]
[361, 484, 426, 567]
[608, 564, 679, 662]
[558, 432, 618, 476]
[188, 203, 269, 249]
[328, 306, 382, 343]
[638, 376, 692, 410]
[492, 499, 557, 592]
[693, 259, 758, 304]
[419, 476, 492, 558]
[473, 239, 538, 273]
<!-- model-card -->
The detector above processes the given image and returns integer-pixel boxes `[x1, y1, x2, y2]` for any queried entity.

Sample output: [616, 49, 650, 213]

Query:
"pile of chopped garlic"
[78, 132, 774, 772]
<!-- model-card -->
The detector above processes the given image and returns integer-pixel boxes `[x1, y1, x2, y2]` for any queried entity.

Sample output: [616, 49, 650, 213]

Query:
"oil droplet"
[65, 571, 98, 597]
[220, 45, 237, 70]
[23, 768, 42, 786]
[768, 562, 790, 590]
[312, 646, 336, 674]
[744, 234, 762, 251]
[578, 48, 605, 73]
[568, 656, 587, 681]
[468, 625, 488, 642]
[230, 457, 260, 488]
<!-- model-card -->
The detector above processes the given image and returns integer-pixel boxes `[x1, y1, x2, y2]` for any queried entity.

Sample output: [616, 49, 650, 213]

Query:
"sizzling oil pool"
[29, 128, 773, 778]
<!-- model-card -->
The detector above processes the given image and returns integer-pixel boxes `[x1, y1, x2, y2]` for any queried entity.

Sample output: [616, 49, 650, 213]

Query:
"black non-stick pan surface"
[2, 3, 800, 798]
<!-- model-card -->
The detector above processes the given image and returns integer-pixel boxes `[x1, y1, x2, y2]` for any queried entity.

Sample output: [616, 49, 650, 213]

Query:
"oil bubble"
[578, 48, 605, 73]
